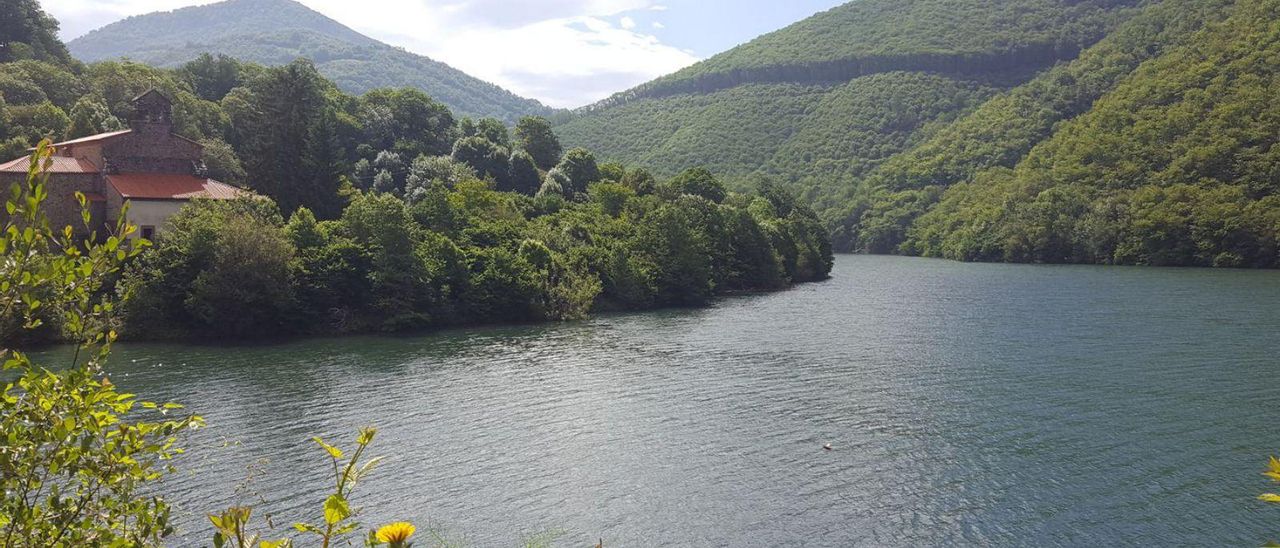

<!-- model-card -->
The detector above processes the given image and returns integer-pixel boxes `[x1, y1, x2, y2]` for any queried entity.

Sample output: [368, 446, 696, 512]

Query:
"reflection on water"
[85, 255, 1280, 546]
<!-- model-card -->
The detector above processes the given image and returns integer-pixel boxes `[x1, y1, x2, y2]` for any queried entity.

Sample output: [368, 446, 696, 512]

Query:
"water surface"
[96, 255, 1280, 546]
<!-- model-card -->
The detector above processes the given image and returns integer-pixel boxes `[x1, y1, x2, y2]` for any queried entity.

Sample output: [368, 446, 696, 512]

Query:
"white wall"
[122, 200, 185, 240]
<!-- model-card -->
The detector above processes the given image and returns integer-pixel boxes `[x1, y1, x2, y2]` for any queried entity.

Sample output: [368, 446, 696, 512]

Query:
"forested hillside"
[832, 0, 1237, 254]
[900, 0, 1280, 267]
[66, 0, 551, 122]
[558, 0, 1141, 182]
[560, 0, 1280, 268]
[589, 0, 1137, 107]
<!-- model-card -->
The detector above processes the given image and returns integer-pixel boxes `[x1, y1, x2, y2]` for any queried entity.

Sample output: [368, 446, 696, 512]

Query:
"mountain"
[556, 0, 1142, 185]
[558, 0, 1280, 267]
[896, 0, 1280, 266]
[66, 0, 552, 122]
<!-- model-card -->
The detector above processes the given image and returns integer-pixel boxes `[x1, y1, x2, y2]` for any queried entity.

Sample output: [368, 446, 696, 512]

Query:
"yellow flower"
[376, 521, 416, 544]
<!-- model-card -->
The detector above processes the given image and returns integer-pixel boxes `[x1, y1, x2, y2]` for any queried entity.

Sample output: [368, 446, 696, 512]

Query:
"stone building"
[0, 89, 249, 240]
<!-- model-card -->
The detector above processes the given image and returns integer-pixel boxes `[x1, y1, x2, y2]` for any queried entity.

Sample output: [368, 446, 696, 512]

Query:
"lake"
[94, 255, 1280, 546]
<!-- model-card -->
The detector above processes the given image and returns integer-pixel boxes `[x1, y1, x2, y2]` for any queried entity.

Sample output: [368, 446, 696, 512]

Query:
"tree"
[599, 161, 625, 182]
[0, 138, 25, 163]
[0, 93, 11, 140]
[64, 96, 123, 139]
[8, 101, 69, 142]
[340, 193, 434, 329]
[360, 88, 455, 158]
[300, 108, 348, 219]
[181, 53, 243, 102]
[514, 116, 562, 170]
[237, 60, 337, 216]
[0, 72, 47, 105]
[352, 158, 374, 190]
[460, 247, 540, 322]
[621, 167, 657, 195]
[663, 167, 726, 203]
[373, 170, 396, 194]
[0, 0, 73, 64]
[630, 202, 714, 306]
[186, 214, 296, 338]
[588, 181, 634, 217]
[507, 150, 541, 195]
[475, 117, 510, 148]
[451, 136, 510, 187]
[554, 147, 601, 197]
[458, 117, 476, 138]
[723, 208, 786, 289]
[539, 168, 570, 198]
[404, 155, 476, 203]
[370, 150, 405, 193]
[199, 137, 246, 186]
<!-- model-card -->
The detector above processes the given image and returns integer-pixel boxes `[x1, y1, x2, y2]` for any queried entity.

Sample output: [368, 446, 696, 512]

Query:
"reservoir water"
[96, 255, 1280, 546]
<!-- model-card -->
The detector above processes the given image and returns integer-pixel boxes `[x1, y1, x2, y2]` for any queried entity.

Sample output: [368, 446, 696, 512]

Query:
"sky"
[42, 0, 847, 108]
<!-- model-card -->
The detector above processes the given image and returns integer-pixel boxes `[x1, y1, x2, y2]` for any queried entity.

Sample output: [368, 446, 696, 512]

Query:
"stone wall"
[0, 172, 106, 237]
[103, 126, 201, 175]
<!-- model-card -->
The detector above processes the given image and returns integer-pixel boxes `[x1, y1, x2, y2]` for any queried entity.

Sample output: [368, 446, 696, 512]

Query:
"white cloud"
[43, 0, 698, 108]
[652, 21, 665, 29]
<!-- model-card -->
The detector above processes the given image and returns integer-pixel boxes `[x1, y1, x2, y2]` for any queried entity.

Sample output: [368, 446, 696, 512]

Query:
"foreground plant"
[372, 521, 415, 547]
[210, 427, 420, 548]
[0, 141, 202, 547]
[296, 428, 384, 547]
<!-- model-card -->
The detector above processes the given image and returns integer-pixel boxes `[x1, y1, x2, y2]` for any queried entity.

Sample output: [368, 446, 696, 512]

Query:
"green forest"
[0, 0, 832, 342]
[560, 0, 1280, 268]
[65, 0, 552, 122]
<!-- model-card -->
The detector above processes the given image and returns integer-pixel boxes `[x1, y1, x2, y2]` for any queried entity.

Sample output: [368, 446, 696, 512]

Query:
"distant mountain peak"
[67, 0, 552, 122]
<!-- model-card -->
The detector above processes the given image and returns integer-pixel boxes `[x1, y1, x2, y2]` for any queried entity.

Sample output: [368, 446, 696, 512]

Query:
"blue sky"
[619, 1, 847, 57]
[44, 0, 848, 108]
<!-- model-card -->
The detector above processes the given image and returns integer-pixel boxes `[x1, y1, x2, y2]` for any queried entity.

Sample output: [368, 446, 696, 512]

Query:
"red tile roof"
[48, 129, 133, 147]
[0, 155, 99, 174]
[106, 174, 250, 201]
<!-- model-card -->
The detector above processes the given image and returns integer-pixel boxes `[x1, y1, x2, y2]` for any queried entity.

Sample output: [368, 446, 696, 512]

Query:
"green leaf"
[313, 437, 343, 459]
[293, 522, 323, 534]
[323, 494, 350, 525]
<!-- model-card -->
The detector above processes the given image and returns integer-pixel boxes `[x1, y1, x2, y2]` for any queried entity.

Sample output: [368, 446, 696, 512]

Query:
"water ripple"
[79, 255, 1280, 546]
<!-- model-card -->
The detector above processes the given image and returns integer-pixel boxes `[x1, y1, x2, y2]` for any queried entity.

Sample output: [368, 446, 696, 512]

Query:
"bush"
[1, 143, 201, 547]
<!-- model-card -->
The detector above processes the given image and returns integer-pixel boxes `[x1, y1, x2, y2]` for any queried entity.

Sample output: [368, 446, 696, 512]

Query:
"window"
[140, 226, 155, 240]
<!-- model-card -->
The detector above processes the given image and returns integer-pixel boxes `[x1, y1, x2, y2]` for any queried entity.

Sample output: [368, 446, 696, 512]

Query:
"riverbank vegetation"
[0, 1, 831, 343]
[119, 168, 831, 340]
[0, 143, 546, 547]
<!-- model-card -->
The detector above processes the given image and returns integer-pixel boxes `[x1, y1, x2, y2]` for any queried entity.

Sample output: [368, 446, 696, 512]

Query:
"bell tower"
[128, 89, 173, 135]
